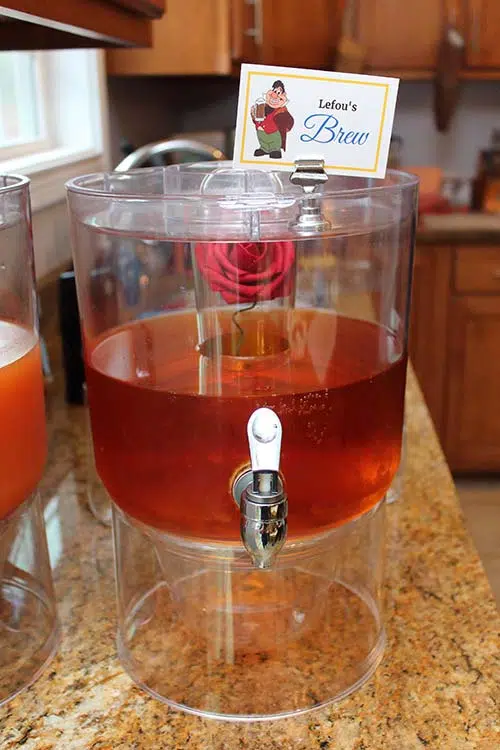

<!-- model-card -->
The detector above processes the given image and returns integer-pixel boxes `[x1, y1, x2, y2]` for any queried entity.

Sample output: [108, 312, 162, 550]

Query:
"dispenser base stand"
[0, 494, 60, 707]
[113, 501, 386, 721]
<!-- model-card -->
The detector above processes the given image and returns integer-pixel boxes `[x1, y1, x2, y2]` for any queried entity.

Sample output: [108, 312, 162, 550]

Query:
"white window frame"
[0, 49, 110, 213]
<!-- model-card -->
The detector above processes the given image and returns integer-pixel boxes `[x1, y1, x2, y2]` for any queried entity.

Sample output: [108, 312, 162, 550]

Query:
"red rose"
[194, 241, 295, 304]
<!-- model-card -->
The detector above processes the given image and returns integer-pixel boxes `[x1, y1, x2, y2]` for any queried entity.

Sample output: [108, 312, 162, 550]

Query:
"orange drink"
[0, 321, 46, 520]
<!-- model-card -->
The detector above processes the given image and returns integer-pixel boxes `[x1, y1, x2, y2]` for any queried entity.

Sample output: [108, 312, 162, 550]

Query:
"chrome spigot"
[233, 408, 288, 570]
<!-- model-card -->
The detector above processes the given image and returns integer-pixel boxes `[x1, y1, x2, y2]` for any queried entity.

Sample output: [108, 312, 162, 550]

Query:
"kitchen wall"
[33, 201, 70, 280]
[394, 80, 500, 177]
[107, 77, 181, 166]
[108, 76, 500, 180]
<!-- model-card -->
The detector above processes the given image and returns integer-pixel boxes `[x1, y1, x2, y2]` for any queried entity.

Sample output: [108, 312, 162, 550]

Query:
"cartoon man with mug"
[251, 80, 294, 159]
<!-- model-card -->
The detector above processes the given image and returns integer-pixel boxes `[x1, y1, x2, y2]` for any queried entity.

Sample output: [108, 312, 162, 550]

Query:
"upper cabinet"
[465, 0, 500, 68]
[357, 0, 443, 73]
[106, 0, 231, 76]
[108, 0, 344, 76]
[108, 0, 232, 75]
[0, 0, 165, 49]
[351, 0, 500, 79]
[104, 0, 500, 78]
[243, 0, 343, 70]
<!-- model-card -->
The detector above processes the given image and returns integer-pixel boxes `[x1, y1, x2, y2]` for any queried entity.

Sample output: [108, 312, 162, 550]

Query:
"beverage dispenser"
[0, 175, 59, 705]
[67, 163, 417, 719]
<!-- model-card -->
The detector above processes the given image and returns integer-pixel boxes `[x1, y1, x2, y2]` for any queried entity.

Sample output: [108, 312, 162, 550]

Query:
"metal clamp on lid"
[233, 408, 288, 569]
[290, 158, 332, 235]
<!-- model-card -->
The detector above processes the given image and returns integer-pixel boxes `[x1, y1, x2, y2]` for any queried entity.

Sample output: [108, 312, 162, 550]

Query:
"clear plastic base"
[113, 501, 386, 721]
[0, 494, 60, 706]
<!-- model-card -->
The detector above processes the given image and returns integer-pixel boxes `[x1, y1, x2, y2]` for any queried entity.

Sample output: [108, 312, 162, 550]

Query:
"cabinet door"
[445, 295, 500, 471]
[107, 0, 231, 75]
[408, 245, 452, 440]
[254, 0, 342, 69]
[231, 0, 258, 65]
[358, 0, 443, 71]
[466, 0, 500, 68]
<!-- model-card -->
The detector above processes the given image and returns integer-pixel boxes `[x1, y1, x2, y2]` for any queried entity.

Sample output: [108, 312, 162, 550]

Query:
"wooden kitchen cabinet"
[454, 246, 500, 293]
[445, 295, 500, 470]
[108, 0, 232, 75]
[104, 0, 500, 79]
[353, 0, 500, 79]
[0, 0, 164, 49]
[107, 0, 344, 75]
[357, 0, 443, 72]
[465, 0, 500, 68]
[410, 240, 500, 472]
[408, 245, 452, 439]
[230, 0, 258, 66]
[246, 0, 343, 70]
[109, 0, 164, 16]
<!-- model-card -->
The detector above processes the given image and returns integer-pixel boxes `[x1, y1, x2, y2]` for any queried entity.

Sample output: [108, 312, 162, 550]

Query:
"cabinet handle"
[471, 0, 481, 55]
[244, 0, 263, 46]
[492, 269, 500, 280]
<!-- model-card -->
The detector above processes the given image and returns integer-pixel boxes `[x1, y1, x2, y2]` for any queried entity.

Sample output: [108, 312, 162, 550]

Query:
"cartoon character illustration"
[250, 80, 294, 159]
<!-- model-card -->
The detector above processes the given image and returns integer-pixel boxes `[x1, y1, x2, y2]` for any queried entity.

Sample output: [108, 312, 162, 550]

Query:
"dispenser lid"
[66, 162, 418, 242]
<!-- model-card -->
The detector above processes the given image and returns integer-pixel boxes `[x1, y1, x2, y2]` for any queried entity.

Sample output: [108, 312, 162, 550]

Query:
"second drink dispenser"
[67, 163, 417, 719]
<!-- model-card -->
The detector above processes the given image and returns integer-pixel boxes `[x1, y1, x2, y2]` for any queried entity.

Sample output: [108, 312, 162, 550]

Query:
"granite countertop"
[1, 369, 499, 749]
[417, 212, 500, 245]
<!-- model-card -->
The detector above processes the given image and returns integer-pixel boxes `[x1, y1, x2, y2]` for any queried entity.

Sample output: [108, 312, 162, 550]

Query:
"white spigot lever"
[247, 407, 282, 474]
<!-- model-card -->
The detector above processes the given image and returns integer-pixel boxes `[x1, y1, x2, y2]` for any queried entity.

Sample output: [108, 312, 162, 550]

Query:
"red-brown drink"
[85, 308, 406, 541]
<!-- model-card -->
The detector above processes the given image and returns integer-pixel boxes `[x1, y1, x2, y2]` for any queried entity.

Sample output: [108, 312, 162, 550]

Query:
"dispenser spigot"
[236, 408, 288, 569]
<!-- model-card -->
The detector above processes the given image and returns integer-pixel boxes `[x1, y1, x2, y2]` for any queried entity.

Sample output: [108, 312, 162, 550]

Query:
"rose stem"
[231, 299, 257, 356]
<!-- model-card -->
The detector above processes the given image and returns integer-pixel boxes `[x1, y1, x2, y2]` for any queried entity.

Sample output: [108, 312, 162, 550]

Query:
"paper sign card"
[233, 64, 399, 179]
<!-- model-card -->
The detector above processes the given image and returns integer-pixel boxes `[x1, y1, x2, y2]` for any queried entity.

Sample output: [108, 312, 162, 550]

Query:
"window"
[0, 52, 47, 161]
[0, 49, 108, 211]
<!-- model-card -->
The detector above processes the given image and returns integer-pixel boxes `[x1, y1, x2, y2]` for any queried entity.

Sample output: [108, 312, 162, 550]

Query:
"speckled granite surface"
[1, 369, 499, 749]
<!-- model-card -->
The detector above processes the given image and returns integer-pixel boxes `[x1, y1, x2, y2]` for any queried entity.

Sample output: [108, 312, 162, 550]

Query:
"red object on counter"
[418, 192, 454, 215]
